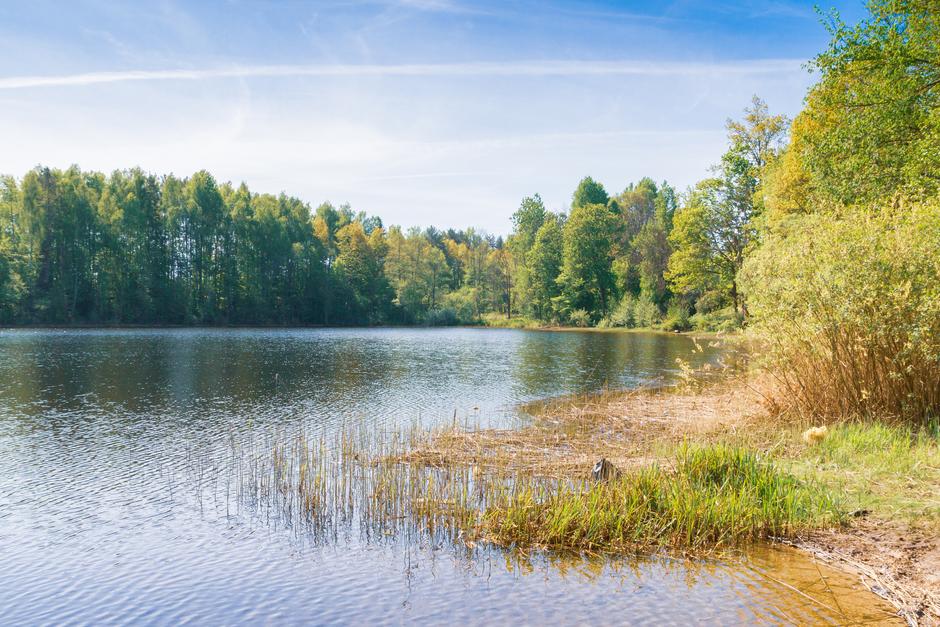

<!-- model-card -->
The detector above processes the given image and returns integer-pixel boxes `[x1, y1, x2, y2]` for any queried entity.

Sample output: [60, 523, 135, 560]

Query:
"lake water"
[0, 328, 899, 625]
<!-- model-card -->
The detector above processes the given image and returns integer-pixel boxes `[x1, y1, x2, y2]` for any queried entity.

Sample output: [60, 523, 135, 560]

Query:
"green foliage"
[442, 286, 482, 324]
[385, 226, 451, 323]
[424, 307, 459, 327]
[663, 301, 691, 332]
[567, 308, 591, 328]
[571, 176, 609, 208]
[557, 203, 617, 320]
[667, 188, 739, 308]
[0, 167, 409, 325]
[725, 95, 790, 173]
[633, 215, 671, 308]
[334, 223, 393, 324]
[793, 0, 940, 205]
[633, 293, 661, 328]
[0, 162, 691, 330]
[741, 200, 940, 423]
[604, 294, 636, 328]
[667, 96, 788, 319]
[689, 306, 742, 333]
[524, 213, 564, 321]
[510, 194, 546, 254]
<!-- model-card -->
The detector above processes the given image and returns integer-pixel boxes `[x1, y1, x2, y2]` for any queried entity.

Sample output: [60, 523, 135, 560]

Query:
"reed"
[236, 424, 844, 554]
[472, 443, 842, 552]
[741, 201, 940, 425]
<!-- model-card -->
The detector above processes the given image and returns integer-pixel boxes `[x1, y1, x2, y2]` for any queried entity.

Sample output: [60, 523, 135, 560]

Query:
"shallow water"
[0, 328, 899, 625]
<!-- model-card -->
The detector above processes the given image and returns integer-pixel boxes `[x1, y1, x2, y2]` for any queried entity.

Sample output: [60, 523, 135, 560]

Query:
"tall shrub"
[740, 199, 940, 424]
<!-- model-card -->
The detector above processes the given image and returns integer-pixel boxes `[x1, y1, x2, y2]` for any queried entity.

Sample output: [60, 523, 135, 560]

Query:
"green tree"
[385, 227, 449, 322]
[510, 194, 546, 253]
[334, 222, 393, 323]
[793, 0, 940, 204]
[669, 97, 788, 316]
[525, 213, 563, 321]
[667, 150, 756, 315]
[557, 203, 616, 321]
[571, 176, 609, 208]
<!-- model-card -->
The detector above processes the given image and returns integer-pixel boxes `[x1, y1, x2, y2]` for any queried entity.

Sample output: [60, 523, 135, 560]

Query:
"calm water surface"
[0, 328, 898, 625]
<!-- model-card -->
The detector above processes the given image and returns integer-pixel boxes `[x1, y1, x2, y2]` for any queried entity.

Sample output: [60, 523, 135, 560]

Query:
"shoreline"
[0, 321, 732, 339]
[400, 379, 939, 624]
[786, 523, 939, 625]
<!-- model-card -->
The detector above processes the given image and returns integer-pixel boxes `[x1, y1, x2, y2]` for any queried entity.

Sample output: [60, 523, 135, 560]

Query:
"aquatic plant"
[237, 427, 844, 554]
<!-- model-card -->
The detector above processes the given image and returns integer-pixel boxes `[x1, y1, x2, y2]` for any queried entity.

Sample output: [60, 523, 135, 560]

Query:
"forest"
[0, 100, 780, 330]
[0, 0, 938, 370]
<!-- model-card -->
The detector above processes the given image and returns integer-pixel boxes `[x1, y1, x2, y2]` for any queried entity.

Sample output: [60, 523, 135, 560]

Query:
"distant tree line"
[0, 98, 786, 329]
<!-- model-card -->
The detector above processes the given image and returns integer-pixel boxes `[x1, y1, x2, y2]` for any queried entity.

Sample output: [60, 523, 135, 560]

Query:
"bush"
[740, 200, 940, 424]
[424, 307, 458, 326]
[689, 306, 742, 332]
[633, 295, 661, 328]
[694, 289, 730, 315]
[481, 312, 537, 329]
[443, 286, 481, 324]
[568, 308, 591, 328]
[663, 301, 691, 332]
[608, 294, 636, 327]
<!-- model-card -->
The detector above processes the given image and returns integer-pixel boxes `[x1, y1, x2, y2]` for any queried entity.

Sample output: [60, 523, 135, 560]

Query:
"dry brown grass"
[399, 377, 769, 479]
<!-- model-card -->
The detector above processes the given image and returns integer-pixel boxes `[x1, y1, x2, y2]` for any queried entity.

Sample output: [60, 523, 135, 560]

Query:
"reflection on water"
[0, 328, 723, 434]
[0, 328, 898, 625]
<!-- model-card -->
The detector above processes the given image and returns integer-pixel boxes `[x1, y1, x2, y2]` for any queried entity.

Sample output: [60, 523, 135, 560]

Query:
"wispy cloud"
[0, 59, 806, 90]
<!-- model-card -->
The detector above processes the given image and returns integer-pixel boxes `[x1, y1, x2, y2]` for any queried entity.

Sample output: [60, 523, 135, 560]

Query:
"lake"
[0, 328, 898, 625]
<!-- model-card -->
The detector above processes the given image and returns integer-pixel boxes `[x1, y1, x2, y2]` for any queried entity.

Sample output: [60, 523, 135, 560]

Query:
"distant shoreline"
[0, 322, 723, 338]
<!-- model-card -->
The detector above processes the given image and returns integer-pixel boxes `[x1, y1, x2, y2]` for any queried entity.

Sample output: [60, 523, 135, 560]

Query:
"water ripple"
[0, 328, 897, 625]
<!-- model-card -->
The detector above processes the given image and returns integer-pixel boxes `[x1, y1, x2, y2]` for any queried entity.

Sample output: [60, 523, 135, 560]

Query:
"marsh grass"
[236, 419, 844, 554]
[472, 444, 843, 552]
[741, 202, 940, 426]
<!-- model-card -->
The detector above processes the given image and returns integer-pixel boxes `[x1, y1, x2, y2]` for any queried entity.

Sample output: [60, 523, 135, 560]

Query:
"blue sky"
[0, 0, 866, 233]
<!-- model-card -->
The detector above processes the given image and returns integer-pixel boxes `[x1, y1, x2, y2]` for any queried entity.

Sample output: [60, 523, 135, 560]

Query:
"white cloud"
[0, 59, 806, 90]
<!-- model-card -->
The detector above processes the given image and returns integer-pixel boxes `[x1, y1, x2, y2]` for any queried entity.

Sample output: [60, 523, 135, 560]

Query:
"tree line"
[0, 167, 517, 326]
[18, 2, 937, 334]
[0, 92, 784, 329]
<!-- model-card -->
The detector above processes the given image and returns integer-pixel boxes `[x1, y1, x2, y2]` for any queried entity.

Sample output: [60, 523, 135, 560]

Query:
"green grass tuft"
[473, 443, 844, 552]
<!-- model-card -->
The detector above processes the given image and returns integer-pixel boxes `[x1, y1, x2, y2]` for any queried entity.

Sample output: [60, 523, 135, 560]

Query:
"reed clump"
[741, 201, 940, 425]
[473, 444, 843, 552]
